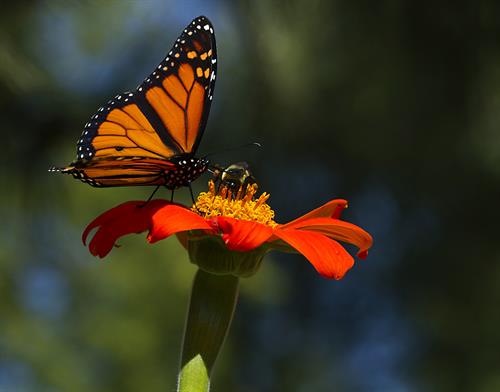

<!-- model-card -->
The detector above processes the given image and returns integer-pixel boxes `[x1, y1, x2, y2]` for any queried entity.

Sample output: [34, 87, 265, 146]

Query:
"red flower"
[83, 182, 372, 280]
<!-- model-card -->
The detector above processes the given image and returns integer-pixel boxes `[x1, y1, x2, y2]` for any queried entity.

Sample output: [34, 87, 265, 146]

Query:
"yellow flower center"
[192, 180, 277, 227]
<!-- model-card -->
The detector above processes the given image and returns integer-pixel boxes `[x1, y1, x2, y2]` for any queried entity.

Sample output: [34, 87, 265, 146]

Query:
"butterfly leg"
[189, 183, 202, 213]
[138, 185, 161, 208]
[146, 185, 161, 202]
[189, 183, 196, 205]
[170, 188, 175, 203]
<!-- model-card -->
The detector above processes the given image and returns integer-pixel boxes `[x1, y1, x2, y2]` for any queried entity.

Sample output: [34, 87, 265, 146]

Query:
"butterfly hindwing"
[52, 16, 216, 188]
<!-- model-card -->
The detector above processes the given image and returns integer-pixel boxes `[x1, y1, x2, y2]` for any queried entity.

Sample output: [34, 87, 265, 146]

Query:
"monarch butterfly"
[50, 16, 217, 191]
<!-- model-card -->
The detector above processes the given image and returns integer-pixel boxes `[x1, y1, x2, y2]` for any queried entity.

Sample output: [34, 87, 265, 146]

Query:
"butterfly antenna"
[203, 142, 262, 159]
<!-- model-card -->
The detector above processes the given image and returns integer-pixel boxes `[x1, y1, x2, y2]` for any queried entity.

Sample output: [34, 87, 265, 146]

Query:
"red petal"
[280, 199, 348, 229]
[357, 250, 369, 259]
[273, 229, 354, 280]
[216, 217, 273, 252]
[282, 217, 372, 258]
[82, 200, 169, 258]
[147, 204, 213, 243]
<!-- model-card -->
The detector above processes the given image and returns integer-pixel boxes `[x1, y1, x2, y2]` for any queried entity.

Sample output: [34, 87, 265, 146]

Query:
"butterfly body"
[162, 154, 209, 189]
[51, 16, 217, 190]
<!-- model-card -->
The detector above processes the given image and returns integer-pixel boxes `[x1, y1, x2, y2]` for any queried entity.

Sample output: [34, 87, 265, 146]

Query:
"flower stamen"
[193, 180, 277, 227]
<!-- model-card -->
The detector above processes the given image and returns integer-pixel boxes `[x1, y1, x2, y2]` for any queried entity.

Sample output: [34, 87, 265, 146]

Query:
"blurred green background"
[2, 0, 500, 391]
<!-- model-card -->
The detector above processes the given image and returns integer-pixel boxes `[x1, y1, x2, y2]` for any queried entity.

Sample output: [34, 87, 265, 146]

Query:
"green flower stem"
[177, 269, 239, 392]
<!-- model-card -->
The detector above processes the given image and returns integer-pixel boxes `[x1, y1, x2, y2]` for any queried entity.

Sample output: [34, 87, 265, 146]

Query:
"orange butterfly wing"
[52, 16, 217, 188]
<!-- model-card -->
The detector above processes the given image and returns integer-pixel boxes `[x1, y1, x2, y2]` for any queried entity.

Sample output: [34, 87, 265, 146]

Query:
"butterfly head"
[165, 155, 210, 189]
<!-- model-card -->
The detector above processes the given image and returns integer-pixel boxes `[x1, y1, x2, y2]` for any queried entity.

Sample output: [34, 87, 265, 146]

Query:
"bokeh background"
[2, 0, 500, 391]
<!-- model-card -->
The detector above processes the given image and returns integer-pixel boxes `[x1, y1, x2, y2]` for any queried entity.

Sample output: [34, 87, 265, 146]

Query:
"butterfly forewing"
[52, 16, 216, 188]
[138, 16, 217, 154]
